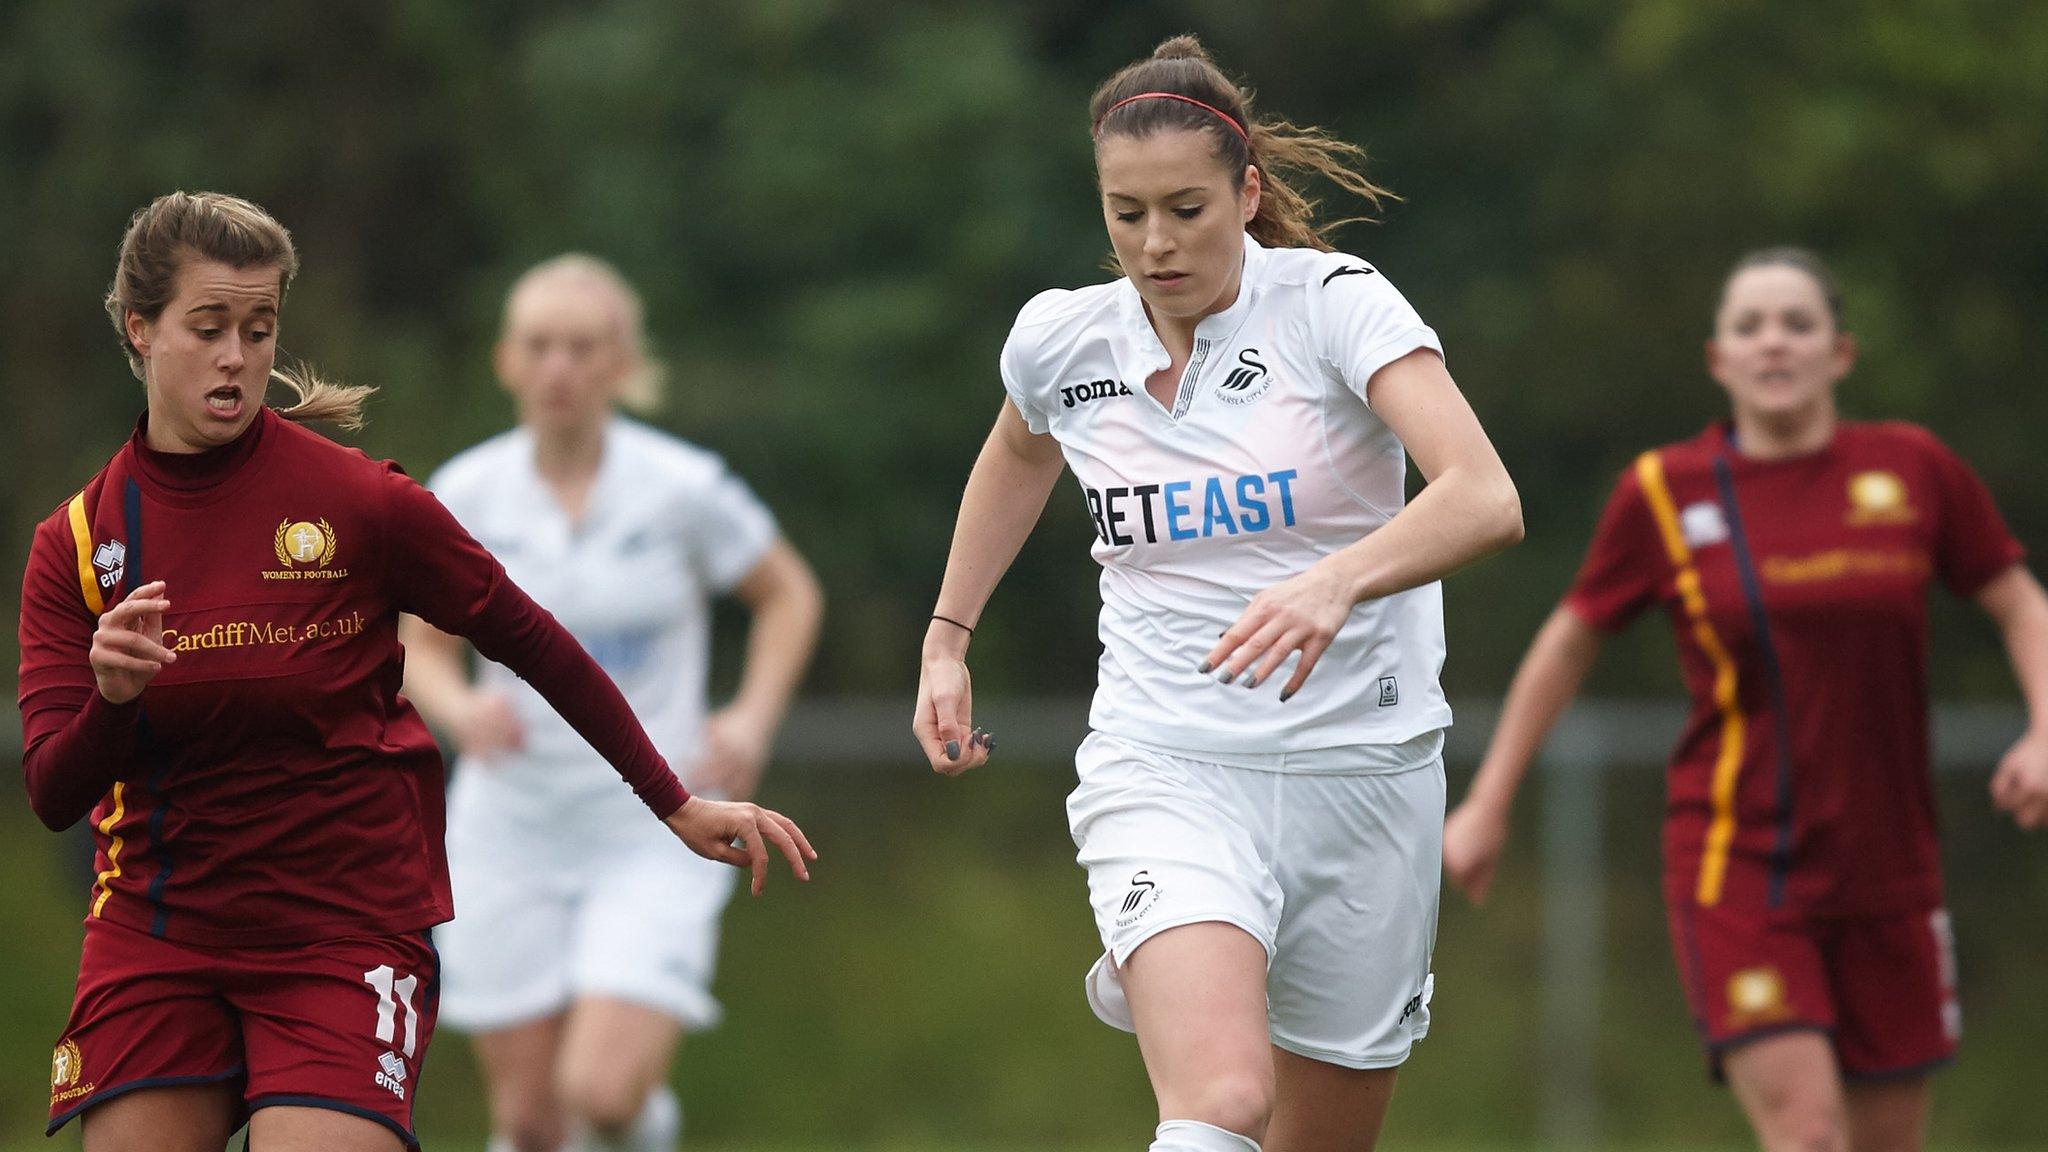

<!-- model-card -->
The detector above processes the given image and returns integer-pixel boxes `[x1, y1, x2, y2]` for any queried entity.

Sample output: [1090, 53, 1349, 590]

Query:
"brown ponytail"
[1089, 35, 1394, 252]
[106, 191, 374, 430]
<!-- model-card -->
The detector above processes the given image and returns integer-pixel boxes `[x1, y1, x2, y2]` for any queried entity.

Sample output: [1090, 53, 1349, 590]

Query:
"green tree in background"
[5, 1, 2044, 702]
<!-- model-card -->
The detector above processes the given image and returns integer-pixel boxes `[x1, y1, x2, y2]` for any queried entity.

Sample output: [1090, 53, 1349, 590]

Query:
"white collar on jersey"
[1116, 232, 1271, 379]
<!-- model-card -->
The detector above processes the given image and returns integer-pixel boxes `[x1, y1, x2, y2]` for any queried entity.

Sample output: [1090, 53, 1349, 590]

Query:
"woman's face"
[1096, 128, 1260, 327]
[1707, 265, 1855, 424]
[128, 258, 281, 452]
[495, 276, 631, 436]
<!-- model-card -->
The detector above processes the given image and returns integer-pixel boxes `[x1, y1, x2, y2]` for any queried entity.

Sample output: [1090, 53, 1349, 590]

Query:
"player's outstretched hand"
[1203, 561, 1354, 701]
[914, 655, 992, 775]
[1990, 730, 2048, 831]
[91, 580, 175, 705]
[1442, 798, 1509, 905]
[663, 796, 816, 896]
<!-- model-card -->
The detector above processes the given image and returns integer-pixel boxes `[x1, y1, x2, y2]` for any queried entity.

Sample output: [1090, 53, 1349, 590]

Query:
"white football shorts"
[1067, 731, 1444, 1069]
[434, 772, 736, 1033]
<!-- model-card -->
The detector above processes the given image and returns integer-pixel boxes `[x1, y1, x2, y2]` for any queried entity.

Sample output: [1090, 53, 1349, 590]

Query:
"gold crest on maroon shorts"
[1724, 966, 1795, 1029]
[50, 1038, 95, 1105]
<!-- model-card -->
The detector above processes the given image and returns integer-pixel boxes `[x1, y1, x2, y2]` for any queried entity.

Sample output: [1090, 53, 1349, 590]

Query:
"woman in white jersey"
[400, 255, 823, 1152]
[913, 37, 1521, 1152]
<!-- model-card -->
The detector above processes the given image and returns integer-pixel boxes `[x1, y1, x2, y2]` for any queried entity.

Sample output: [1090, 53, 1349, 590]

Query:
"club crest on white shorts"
[1114, 870, 1162, 929]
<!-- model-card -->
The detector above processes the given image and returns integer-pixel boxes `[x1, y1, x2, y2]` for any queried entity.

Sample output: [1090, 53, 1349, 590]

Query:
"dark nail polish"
[945, 739, 961, 760]
[985, 737, 996, 754]
[1198, 662, 1213, 674]
[1279, 690, 1294, 703]
[1242, 675, 1258, 689]
[1219, 671, 1235, 685]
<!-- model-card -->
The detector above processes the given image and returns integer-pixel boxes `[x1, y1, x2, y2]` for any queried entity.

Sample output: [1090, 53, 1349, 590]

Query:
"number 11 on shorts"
[362, 964, 421, 1057]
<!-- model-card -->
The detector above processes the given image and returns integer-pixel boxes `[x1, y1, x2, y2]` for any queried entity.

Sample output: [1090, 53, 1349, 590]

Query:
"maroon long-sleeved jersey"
[1566, 421, 2023, 916]
[18, 408, 690, 946]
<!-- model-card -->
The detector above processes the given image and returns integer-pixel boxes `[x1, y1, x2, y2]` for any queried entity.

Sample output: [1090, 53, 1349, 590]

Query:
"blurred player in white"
[913, 36, 1521, 1152]
[401, 255, 822, 1152]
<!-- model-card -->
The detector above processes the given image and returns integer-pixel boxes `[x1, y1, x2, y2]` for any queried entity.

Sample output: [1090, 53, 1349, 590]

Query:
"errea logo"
[375, 1050, 407, 1100]
[92, 540, 126, 591]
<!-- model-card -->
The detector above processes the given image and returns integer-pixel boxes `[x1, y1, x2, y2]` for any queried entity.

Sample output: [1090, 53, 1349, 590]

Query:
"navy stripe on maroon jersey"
[120, 476, 143, 600]
[1712, 458, 1798, 908]
[120, 475, 180, 937]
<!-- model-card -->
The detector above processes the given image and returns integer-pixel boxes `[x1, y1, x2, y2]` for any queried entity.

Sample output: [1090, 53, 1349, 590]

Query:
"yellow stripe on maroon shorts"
[90, 782, 127, 918]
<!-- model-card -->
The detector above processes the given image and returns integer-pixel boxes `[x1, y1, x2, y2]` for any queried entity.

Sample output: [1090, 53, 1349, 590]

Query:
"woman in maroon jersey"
[1442, 248, 2048, 1152]
[16, 191, 815, 1152]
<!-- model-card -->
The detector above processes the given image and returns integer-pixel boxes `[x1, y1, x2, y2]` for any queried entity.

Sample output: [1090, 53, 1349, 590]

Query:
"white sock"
[1150, 1119, 1261, 1151]
[580, 1086, 681, 1152]
[631, 1086, 680, 1152]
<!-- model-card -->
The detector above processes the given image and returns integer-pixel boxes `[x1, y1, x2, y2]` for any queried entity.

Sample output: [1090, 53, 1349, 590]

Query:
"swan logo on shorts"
[1215, 349, 1273, 407]
[1115, 870, 1161, 927]
[1724, 966, 1793, 1028]
[375, 1050, 407, 1100]
[50, 1038, 94, 1105]
[92, 539, 126, 591]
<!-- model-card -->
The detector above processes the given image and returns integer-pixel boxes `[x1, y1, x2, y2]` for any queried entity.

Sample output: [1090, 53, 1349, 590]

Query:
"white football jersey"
[427, 417, 776, 836]
[1002, 233, 1452, 756]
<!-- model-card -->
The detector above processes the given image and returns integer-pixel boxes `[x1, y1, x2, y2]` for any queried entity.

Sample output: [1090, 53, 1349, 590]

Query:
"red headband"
[1094, 91, 1250, 144]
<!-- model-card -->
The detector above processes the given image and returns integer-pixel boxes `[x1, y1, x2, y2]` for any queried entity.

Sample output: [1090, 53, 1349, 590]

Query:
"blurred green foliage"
[4, 1, 2046, 702]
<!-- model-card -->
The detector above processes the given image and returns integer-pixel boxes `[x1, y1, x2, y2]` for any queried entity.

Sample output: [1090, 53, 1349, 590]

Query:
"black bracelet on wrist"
[930, 613, 975, 637]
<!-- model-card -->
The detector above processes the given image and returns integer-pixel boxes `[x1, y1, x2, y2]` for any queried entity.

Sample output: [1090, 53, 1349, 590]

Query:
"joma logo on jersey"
[92, 539, 127, 590]
[264, 518, 350, 581]
[1215, 348, 1273, 407]
[1061, 379, 1133, 408]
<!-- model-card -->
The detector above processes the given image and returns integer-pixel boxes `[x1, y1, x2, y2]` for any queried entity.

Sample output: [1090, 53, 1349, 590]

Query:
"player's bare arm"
[693, 538, 823, 800]
[915, 398, 1065, 776]
[1443, 604, 1606, 904]
[396, 614, 524, 759]
[1204, 348, 1523, 696]
[1978, 564, 2048, 828]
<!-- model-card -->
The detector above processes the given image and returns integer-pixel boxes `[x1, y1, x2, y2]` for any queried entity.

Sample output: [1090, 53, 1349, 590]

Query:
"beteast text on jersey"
[1084, 469, 1300, 547]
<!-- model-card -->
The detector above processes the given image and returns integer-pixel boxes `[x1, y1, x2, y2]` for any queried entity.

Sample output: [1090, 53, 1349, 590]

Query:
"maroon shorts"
[1666, 897, 1959, 1081]
[48, 917, 439, 1146]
